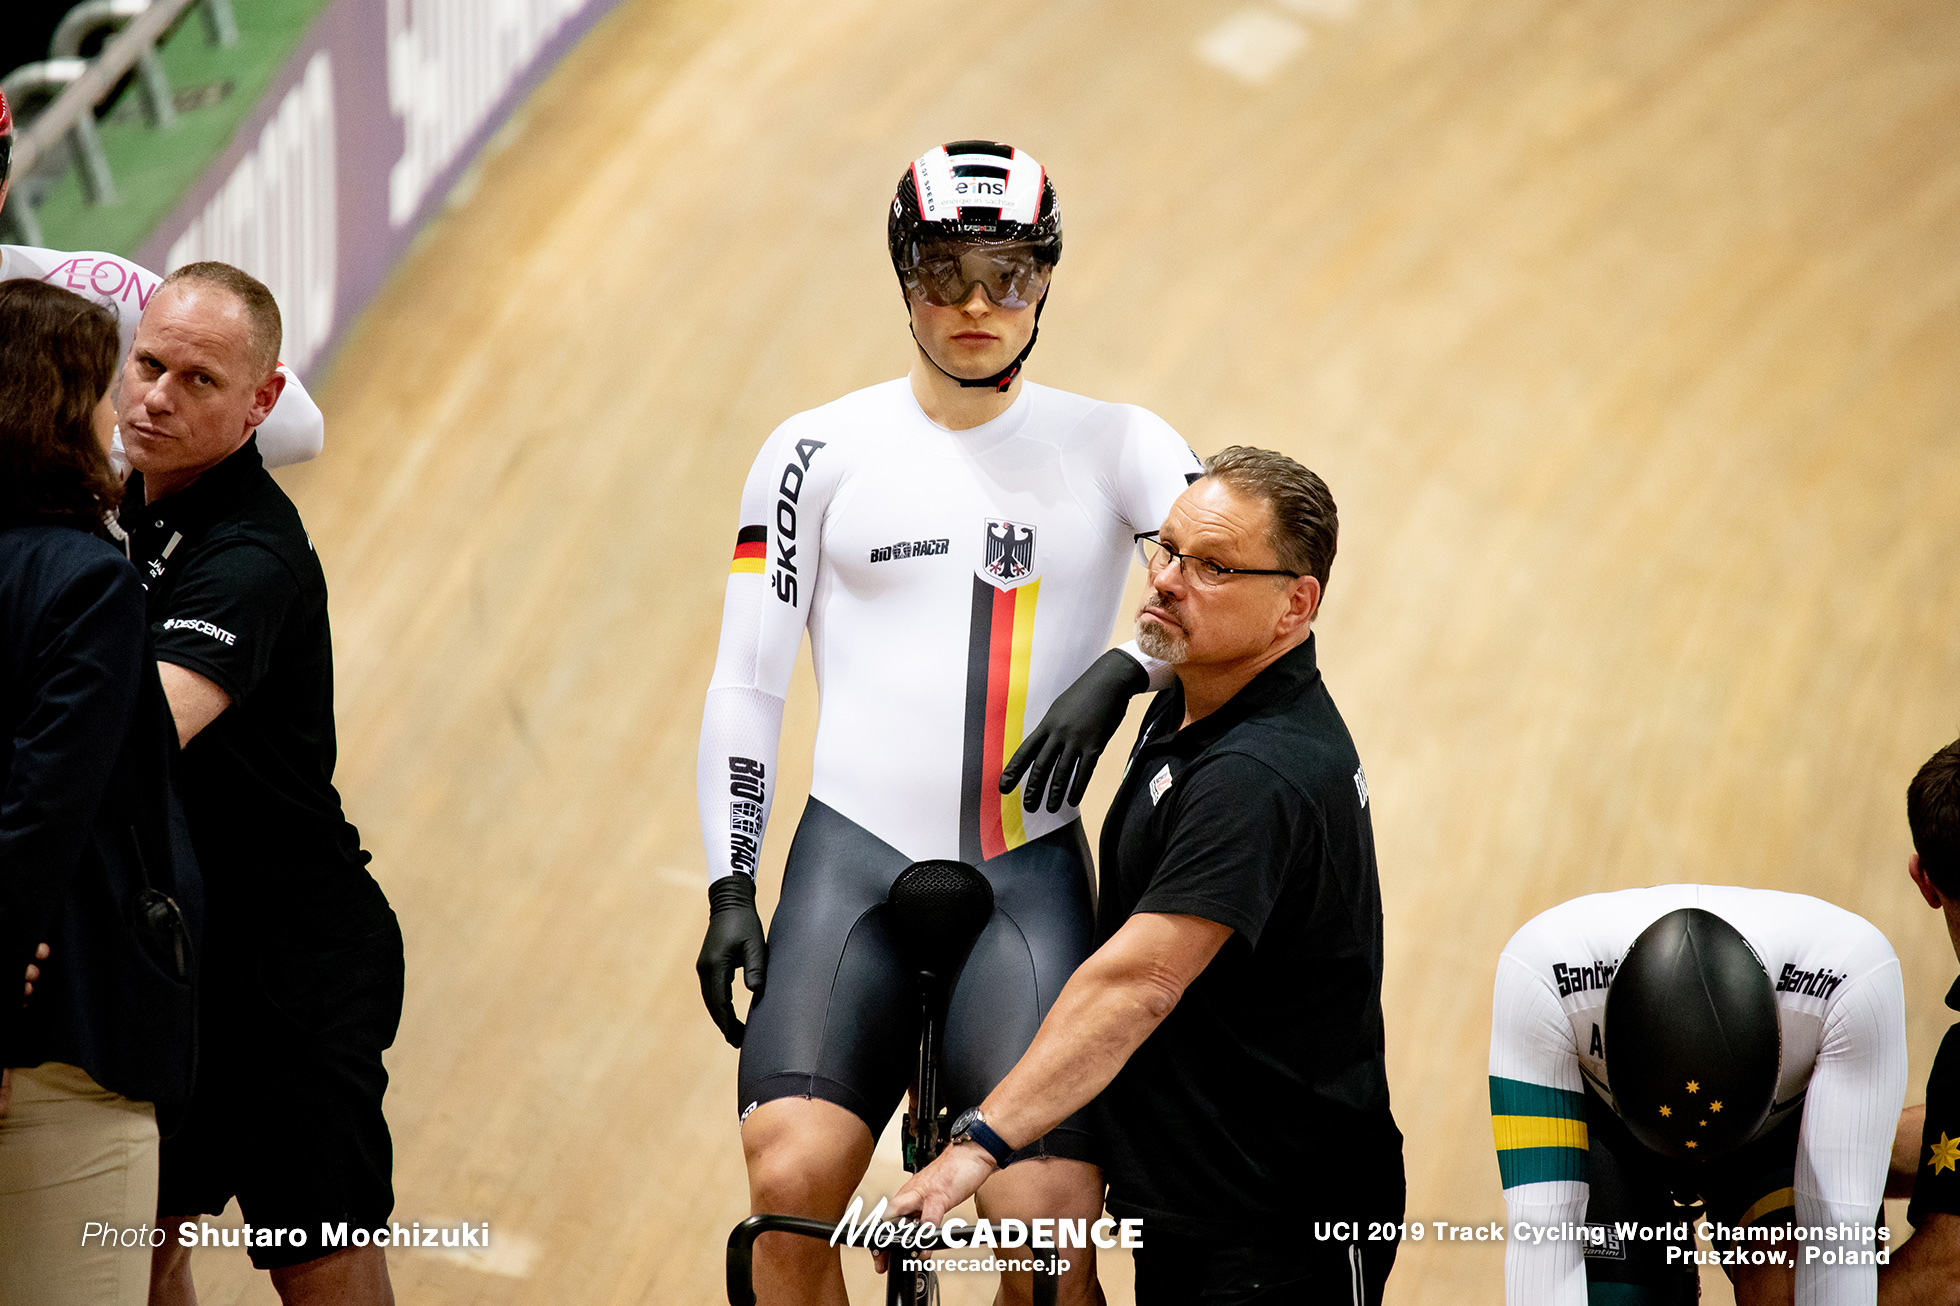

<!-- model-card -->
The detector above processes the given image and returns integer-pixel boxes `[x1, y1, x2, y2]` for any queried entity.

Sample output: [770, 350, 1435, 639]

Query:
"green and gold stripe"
[1490, 1076, 1590, 1188]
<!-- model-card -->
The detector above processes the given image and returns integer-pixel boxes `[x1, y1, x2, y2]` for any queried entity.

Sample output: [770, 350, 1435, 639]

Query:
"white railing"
[2, 0, 235, 245]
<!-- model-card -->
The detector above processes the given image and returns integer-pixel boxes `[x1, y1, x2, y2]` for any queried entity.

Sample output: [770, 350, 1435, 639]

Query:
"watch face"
[948, 1108, 980, 1140]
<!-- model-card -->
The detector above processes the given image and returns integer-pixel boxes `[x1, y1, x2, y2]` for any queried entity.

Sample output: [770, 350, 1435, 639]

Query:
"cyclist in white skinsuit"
[698, 378, 1198, 878]
[1, 93, 322, 470]
[695, 141, 1201, 1306]
[1492, 885, 1907, 1306]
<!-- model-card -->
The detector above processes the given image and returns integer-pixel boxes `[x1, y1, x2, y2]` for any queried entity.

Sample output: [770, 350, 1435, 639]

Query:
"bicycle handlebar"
[726, 1215, 839, 1306]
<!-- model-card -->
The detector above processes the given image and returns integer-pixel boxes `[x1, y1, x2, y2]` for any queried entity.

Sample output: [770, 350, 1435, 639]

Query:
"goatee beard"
[1135, 611, 1187, 664]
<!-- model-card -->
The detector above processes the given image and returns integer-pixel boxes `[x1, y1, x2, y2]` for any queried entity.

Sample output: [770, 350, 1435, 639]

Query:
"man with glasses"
[892, 447, 1405, 1306]
[694, 141, 1204, 1304]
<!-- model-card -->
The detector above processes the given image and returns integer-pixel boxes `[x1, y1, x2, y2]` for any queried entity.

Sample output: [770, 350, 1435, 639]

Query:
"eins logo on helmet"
[909, 142, 1047, 228]
[891, 141, 1060, 255]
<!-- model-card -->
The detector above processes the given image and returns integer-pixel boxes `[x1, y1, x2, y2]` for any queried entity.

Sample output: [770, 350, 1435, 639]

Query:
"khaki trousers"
[0, 1062, 159, 1306]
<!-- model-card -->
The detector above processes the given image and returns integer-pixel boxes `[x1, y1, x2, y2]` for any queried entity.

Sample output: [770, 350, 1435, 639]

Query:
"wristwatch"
[947, 1108, 1016, 1167]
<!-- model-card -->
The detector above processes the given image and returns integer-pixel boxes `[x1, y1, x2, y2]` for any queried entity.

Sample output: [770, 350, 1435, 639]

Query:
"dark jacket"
[0, 522, 202, 1111]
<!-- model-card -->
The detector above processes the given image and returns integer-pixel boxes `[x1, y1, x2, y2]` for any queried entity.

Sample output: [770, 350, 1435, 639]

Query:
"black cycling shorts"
[158, 914, 404, 1271]
[1580, 1085, 1800, 1303]
[738, 798, 1098, 1164]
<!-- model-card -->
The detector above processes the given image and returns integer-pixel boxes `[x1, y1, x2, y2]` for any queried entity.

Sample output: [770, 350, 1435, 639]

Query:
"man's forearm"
[157, 661, 230, 746]
[1892, 1105, 1928, 1198]
[978, 960, 1171, 1148]
[1881, 1213, 1960, 1306]
[979, 912, 1232, 1150]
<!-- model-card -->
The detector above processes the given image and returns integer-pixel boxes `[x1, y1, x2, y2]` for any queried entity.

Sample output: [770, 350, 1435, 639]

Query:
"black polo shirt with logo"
[1908, 978, 1960, 1228]
[121, 437, 389, 959]
[1093, 633, 1404, 1240]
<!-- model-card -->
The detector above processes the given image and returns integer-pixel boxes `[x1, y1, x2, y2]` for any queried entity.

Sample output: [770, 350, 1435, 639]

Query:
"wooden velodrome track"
[174, 0, 1960, 1301]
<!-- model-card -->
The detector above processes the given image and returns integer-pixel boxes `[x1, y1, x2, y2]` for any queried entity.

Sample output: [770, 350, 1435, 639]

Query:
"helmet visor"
[899, 241, 1054, 309]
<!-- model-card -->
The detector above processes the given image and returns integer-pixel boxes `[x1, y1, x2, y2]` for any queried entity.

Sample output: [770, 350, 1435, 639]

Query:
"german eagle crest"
[983, 519, 1036, 583]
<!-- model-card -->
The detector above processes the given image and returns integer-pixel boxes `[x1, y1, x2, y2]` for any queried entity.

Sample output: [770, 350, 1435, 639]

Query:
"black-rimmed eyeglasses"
[1133, 531, 1301, 588]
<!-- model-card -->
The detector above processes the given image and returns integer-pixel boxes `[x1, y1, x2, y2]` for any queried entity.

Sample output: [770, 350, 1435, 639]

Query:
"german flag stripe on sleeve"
[731, 525, 766, 574]
[1490, 1075, 1589, 1187]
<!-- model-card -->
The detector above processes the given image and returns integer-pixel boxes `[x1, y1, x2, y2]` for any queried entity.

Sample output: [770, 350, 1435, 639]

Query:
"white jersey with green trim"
[696, 377, 1202, 884]
[1, 244, 324, 468]
[1490, 885, 1905, 1306]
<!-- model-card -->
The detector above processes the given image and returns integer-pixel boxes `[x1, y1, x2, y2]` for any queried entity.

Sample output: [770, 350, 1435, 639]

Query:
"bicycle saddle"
[885, 859, 995, 977]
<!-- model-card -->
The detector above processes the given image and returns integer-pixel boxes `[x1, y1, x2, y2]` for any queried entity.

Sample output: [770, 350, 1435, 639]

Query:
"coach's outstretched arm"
[694, 419, 829, 1047]
[889, 908, 1232, 1224]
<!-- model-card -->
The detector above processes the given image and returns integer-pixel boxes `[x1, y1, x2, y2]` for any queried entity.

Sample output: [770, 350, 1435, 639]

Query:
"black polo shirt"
[121, 437, 389, 957]
[1093, 634, 1404, 1240]
[1909, 977, 1960, 1228]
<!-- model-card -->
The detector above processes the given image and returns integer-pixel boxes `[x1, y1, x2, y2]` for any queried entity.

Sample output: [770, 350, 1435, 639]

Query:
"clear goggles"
[898, 242, 1055, 309]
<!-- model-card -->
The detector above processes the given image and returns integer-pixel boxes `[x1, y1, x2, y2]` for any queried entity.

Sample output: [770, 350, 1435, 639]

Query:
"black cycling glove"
[698, 874, 767, 1048]
[999, 647, 1150, 813]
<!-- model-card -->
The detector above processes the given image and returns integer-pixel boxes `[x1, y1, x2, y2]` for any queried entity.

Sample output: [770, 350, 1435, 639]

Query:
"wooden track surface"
[176, 0, 1960, 1301]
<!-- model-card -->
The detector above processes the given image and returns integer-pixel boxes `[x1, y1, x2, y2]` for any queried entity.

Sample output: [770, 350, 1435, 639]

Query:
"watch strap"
[958, 1113, 1015, 1167]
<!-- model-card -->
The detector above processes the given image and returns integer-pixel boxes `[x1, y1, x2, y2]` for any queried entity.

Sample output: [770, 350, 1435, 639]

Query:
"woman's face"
[90, 387, 117, 459]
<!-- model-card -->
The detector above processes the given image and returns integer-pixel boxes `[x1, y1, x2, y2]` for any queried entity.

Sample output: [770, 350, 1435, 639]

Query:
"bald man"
[118, 264, 402, 1306]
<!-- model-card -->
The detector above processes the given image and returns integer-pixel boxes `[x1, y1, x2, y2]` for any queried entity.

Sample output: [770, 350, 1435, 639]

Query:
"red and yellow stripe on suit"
[960, 576, 1041, 863]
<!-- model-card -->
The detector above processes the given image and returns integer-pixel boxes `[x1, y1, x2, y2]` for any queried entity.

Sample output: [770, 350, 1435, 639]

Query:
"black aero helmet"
[889, 141, 1061, 391]
[1605, 908, 1781, 1161]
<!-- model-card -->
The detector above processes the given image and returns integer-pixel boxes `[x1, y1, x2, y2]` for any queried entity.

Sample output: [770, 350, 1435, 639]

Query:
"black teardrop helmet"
[1605, 908, 1781, 1162]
